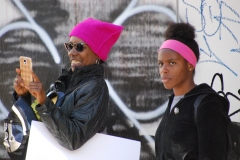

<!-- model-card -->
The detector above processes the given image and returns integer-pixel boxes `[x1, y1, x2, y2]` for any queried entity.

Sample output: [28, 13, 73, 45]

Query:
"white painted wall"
[178, 0, 240, 122]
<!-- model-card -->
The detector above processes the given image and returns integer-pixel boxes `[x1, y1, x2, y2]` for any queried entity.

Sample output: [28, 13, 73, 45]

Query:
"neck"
[173, 81, 196, 96]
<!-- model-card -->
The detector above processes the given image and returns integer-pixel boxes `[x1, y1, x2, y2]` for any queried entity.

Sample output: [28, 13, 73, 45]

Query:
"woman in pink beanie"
[9, 18, 123, 159]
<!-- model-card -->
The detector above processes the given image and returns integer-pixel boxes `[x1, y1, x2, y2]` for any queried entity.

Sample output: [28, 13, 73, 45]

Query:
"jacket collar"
[55, 64, 104, 93]
[184, 83, 216, 97]
[69, 64, 104, 85]
[168, 83, 217, 100]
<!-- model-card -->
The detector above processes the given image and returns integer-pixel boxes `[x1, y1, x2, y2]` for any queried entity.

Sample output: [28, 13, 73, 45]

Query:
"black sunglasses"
[64, 42, 86, 52]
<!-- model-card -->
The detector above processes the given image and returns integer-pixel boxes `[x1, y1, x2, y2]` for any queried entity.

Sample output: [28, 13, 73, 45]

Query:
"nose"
[160, 64, 168, 75]
[68, 48, 78, 57]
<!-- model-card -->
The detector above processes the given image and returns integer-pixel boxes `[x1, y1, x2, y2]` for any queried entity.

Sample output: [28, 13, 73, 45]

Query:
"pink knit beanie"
[69, 18, 124, 61]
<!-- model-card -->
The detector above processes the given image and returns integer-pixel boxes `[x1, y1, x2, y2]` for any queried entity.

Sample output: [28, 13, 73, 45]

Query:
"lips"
[161, 77, 171, 83]
[71, 60, 79, 63]
[71, 60, 83, 68]
[71, 62, 80, 66]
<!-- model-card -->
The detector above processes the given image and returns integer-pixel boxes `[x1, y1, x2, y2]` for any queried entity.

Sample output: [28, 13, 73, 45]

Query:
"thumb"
[31, 71, 40, 83]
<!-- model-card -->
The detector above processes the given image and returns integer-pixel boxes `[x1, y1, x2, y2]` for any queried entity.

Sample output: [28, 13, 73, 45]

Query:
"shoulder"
[202, 93, 228, 105]
[189, 83, 229, 109]
[198, 93, 229, 115]
[75, 78, 108, 94]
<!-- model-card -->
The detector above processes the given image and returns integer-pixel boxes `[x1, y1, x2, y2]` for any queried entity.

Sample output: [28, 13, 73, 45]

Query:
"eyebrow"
[158, 58, 178, 62]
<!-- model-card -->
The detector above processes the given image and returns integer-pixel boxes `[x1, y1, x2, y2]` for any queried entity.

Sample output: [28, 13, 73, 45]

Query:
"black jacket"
[36, 64, 109, 150]
[155, 83, 230, 160]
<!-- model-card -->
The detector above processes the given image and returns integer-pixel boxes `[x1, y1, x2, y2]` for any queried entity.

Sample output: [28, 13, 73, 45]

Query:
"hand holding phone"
[19, 56, 33, 87]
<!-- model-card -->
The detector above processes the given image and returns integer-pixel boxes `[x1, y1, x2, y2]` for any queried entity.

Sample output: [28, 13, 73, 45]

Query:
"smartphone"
[19, 56, 32, 86]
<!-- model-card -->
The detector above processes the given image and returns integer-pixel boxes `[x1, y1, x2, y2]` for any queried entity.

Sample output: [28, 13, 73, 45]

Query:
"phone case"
[19, 56, 32, 86]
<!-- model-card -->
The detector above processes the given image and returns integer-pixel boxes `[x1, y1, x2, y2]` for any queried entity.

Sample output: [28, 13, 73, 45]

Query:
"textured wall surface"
[0, 0, 239, 159]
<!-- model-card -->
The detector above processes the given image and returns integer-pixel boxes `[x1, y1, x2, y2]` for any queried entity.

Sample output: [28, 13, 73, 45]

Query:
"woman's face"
[67, 36, 98, 71]
[158, 48, 193, 91]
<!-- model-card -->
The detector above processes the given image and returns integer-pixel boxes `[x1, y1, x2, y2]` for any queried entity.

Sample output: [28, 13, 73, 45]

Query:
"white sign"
[26, 121, 141, 160]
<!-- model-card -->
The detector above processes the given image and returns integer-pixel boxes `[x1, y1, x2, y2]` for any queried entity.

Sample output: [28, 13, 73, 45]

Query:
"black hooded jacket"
[155, 83, 230, 160]
[36, 64, 109, 150]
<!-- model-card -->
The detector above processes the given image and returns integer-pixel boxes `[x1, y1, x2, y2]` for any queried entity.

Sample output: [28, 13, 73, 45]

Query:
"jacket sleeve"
[196, 95, 230, 160]
[12, 91, 32, 105]
[36, 80, 109, 150]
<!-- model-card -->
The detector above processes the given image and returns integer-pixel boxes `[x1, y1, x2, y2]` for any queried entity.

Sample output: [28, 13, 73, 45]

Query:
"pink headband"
[159, 40, 197, 66]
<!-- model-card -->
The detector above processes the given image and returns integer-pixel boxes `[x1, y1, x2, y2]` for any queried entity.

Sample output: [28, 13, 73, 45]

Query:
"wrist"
[38, 96, 46, 105]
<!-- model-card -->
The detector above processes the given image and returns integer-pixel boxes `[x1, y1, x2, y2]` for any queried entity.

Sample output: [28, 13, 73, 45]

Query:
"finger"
[31, 71, 41, 83]
[15, 75, 24, 86]
[24, 85, 30, 90]
[15, 68, 24, 85]
[29, 82, 43, 92]
[14, 78, 21, 87]
[13, 78, 18, 86]
[16, 68, 21, 74]
[29, 83, 42, 89]
[14, 77, 19, 85]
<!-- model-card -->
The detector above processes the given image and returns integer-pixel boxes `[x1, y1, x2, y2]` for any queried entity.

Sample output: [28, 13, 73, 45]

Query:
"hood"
[185, 83, 229, 113]
[186, 83, 217, 97]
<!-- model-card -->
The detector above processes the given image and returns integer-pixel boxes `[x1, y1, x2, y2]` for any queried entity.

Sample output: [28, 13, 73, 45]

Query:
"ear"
[188, 63, 195, 71]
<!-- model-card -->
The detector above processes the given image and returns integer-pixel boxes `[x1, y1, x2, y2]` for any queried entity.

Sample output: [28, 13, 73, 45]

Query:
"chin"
[163, 83, 173, 90]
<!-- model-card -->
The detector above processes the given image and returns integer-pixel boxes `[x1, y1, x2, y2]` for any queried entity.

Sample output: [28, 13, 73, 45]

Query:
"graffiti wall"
[0, 0, 239, 159]
[178, 0, 240, 121]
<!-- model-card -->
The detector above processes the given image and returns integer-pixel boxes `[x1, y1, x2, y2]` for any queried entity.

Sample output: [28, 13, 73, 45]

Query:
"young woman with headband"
[155, 22, 230, 160]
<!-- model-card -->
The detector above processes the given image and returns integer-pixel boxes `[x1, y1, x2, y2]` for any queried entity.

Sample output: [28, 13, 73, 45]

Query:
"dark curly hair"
[164, 22, 200, 62]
